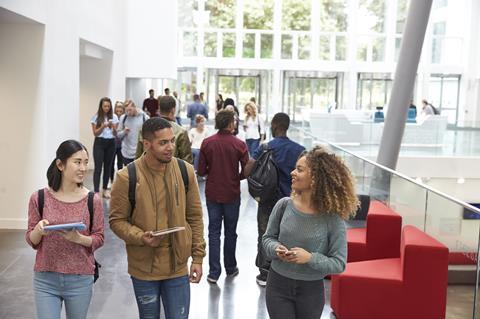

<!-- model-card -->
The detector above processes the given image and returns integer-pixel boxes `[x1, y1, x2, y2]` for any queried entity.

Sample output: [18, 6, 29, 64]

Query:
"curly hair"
[300, 146, 359, 220]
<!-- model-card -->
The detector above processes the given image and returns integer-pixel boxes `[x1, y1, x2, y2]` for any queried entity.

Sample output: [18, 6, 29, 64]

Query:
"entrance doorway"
[283, 71, 341, 122]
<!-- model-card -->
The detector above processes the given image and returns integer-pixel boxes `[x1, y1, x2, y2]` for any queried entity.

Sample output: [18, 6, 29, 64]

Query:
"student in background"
[215, 93, 224, 114]
[142, 89, 159, 117]
[262, 146, 358, 319]
[110, 101, 125, 183]
[91, 97, 118, 198]
[187, 94, 209, 128]
[249, 113, 304, 287]
[117, 100, 149, 166]
[26, 140, 104, 319]
[188, 114, 209, 172]
[243, 102, 265, 156]
[198, 110, 249, 284]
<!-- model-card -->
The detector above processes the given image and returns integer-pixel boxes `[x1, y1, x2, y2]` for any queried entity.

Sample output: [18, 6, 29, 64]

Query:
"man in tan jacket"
[136, 96, 193, 164]
[109, 117, 205, 319]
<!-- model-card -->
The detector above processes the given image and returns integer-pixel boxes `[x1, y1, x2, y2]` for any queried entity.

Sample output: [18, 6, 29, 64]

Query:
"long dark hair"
[47, 140, 88, 191]
[96, 97, 113, 128]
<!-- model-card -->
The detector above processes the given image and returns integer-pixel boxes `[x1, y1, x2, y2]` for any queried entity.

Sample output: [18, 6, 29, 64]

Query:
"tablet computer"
[151, 226, 185, 236]
[44, 222, 86, 231]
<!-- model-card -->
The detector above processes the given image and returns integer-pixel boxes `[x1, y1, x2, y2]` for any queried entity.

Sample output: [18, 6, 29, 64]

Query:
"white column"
[346, 0, 359, 109]
[270, 0, 283, 117]
[377, 0, 434, 169]
[235, 0, 244, 58]
[311, 0, 320, 60]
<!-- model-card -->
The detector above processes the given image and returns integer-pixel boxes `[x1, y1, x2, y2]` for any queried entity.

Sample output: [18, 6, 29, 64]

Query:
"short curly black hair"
[142, 117, 172, 141]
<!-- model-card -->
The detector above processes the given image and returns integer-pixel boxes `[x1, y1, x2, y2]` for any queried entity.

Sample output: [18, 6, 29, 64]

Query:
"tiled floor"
[0, 174, 475, 318]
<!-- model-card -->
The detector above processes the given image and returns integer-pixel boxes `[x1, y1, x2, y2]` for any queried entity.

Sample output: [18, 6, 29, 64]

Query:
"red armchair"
[347, 200, 402, 262]
[331, 225, 449, 319]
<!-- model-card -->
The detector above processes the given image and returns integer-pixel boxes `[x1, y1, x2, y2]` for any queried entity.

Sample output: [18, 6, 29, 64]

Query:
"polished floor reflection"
[0, 175, 474, 318]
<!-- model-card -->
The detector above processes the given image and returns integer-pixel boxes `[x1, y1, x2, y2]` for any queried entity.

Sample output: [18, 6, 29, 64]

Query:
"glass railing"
[289, 125, 480, 319]
[298, 113, 480, 158]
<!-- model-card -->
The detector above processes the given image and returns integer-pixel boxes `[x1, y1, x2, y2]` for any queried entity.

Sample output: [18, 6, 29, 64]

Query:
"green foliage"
[319, 0, 348, 32]
[206, 0, 235, 28]
[282, 0, 311, 31]
[240, 77, 255, 91]
[243, 0, 274, 29]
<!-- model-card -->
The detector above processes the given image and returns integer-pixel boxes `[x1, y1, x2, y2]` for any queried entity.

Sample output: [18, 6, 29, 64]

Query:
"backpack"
[126, 158, 189, 212]
[37, 189, 101, 283]
[247, 144, 280, 204]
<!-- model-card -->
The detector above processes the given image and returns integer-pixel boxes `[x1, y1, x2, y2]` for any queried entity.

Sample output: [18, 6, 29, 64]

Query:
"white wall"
[0, 1, 126, 228]
[124, 0, 178, 79]
[0, 22, 46, 228]
[80, 49, 113, 169]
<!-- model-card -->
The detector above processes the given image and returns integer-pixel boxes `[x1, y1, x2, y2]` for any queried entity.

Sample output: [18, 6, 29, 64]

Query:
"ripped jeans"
[131, 275, 190, 319]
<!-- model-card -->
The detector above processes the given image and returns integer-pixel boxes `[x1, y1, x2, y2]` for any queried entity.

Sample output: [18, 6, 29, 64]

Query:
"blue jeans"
[191, 148, 200, 171]
[34, 271, 93, 319]
[131, 275, 190, 319]
[246, 138, 260, 157]
[206, 198, 241, 279]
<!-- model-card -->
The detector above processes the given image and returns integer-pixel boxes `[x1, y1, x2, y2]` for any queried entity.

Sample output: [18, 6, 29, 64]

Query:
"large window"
[358, 0, 386, 33]
[282, 0, 311, 31]
[357, 73, 393, 110]
[243, 0, 274, 29]
[206, 0, 235, 28]
[319, 0, 348, 32]
[429, 74, 460, 125]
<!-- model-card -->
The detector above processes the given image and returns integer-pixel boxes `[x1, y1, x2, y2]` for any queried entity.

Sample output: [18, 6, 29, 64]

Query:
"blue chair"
[374, 111, 384, 123]
[406, 108, 416, 123]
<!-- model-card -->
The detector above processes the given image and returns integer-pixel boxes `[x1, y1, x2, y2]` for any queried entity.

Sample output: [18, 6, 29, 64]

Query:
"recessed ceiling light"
[457, 178, 465, 184]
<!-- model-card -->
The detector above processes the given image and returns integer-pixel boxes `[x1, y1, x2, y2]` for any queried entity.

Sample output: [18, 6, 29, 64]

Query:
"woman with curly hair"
[262, 146, 359, 319]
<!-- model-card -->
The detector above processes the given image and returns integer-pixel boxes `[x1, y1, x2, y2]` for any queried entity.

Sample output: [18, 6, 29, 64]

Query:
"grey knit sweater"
[262, 197, 347, 281]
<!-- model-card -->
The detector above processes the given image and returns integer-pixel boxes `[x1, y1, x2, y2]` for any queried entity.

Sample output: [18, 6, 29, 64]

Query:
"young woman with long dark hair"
[26, 139, 104, 319]
[91, 97, 118, 198]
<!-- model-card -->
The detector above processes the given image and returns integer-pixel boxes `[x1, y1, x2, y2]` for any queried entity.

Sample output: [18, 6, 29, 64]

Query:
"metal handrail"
[291, 124, 480, 215]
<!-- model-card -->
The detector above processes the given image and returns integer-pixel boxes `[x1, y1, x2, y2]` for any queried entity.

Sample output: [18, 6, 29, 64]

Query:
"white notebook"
[150, 226, 186, 236]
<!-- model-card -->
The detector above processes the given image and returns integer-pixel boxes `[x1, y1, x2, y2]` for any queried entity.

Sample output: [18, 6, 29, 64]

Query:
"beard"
[155, 155, 172, 164]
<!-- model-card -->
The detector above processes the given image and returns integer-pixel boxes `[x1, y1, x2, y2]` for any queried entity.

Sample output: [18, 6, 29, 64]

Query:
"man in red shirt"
[142, 89, 159, 117]
[198, 110, 249, 283]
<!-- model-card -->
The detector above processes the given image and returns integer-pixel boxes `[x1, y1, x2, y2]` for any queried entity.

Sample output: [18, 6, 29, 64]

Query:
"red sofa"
[347, 200, 402, 262]
[331, 225, 449, 319]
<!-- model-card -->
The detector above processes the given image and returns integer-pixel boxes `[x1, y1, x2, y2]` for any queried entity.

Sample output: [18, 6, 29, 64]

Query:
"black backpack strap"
[122, 114, 127, 126]
[87, 191, 95, 232]
[176, 158, 189, 193]
[38, 189, 44, 218]
[127, 162, 137, 212]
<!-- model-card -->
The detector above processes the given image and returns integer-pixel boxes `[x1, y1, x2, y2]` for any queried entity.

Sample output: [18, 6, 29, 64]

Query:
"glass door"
[283, 71, 340, 122]
[430, 74, 461, 126]
[357, 73, 393, 110]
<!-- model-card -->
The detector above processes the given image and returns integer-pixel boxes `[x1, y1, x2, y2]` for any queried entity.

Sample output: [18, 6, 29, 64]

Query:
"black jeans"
[256, 200, 277, 276]
[266, 269, 325, 319]
[110, 146, 123, 181]
[93, 137, 115, 192]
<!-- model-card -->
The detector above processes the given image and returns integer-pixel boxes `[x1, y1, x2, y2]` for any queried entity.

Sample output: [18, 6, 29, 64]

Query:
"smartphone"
[284, 251, 296, 256]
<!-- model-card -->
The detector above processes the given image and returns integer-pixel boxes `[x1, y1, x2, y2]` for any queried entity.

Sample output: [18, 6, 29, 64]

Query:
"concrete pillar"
[376, 0, 433, 169]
